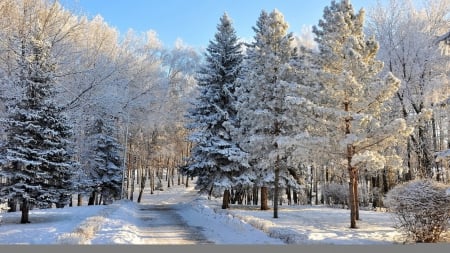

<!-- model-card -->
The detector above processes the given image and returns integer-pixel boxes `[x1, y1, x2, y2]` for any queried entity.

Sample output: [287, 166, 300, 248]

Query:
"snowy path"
[88, 184, 284, 244]
[90, 203, 212, 244]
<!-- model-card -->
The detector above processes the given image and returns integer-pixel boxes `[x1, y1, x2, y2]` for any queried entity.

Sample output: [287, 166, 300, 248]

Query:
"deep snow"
[0, 180, 412, 245]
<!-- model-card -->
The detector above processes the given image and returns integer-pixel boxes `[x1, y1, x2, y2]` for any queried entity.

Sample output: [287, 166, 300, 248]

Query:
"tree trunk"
[167, 167, 171, 188]
[130, 170, 135, 201]
[185, 175, 189, 187]
[137, 175, 146, 203]
[222, 189, 230, 209]
[260, 186, 269, 210]
[309, 165, 313, 205]
[8, 199, 17, 212]
[293, 190, 298, 205]
[88, 191, 96, 205]
[348, 167, 358, 229]
[286, 187, 292, 205]
[20, 199, 30, 224]
[77, 194, 82, 206]
[274, 163, 280, 218]
[354, 172, 359, 220]
[150, 168, 154, 194]
[252, 185, 258, 205]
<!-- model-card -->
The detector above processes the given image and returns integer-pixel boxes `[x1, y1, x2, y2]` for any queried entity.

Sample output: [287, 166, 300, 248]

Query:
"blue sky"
[60, 0, 377, 48]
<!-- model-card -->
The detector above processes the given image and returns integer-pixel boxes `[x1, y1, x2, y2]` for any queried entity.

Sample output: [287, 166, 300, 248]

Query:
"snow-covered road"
[87, 183, 284, 244]
[91, 203, 212, 244]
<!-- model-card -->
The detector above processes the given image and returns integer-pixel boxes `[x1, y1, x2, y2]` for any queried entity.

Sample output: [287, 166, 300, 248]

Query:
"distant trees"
[0, 0, 198, 218]
[367, 0, 450, 180]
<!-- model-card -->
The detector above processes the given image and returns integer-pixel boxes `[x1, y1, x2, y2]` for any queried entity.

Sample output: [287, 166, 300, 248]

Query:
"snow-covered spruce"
[0, 23, 76, 223]
[184, 13, 250, 208]
[384, 179, 450, 243]
[83, 115, 123, 204]
[235, 9, 304, 214]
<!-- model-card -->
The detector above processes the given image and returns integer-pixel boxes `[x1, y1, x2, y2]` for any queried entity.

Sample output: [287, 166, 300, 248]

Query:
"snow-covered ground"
[0, 181, 411, 244]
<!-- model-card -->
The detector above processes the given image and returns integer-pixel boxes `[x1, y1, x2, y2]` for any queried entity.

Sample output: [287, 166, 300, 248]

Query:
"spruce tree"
[0, 31, 75, 223]
[84, 115, 123, 204]
[185, 13, 249, 208]
[236, 9, 301, 216]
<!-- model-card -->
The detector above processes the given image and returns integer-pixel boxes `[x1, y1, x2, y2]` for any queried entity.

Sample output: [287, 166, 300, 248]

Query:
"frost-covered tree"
[0, 22, 75, 223]
[367, 0, 450, 179]
[304, 0, 413, 228]
[237, 10, 301, 216]
[184, 13, 249, 208]
[84, 115, 123, 205]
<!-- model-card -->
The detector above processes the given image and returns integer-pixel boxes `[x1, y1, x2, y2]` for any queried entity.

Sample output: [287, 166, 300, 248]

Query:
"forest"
[0, 0, 449, 237]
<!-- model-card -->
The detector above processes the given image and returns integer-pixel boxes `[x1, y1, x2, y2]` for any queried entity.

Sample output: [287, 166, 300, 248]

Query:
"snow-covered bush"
[384, 179, 450, 243]
[323, 183, 348, 208]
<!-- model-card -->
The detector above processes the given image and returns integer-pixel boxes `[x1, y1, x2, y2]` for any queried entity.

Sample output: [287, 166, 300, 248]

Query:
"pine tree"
[0, 28, 75, 223]
[306, 0, 412, 228]
[184, 13, 249, 208]
[84, 115, 123, 205]
[237, 10, 301, 216]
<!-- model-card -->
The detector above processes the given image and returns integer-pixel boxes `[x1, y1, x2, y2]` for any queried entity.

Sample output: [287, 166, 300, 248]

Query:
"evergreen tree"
[236, 10, 301, 216]
[184, 13, 249, 208]
[305, 0, 412, 228]
[84, 115, 123, 205]
[0, 29, 75, 223]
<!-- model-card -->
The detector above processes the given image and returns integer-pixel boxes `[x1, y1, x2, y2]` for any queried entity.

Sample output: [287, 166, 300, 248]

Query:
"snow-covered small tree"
[0, 24, 75, 223]
[303, 0, 413, 228]
[83, 115, 123, 205]
[184, 13, 249, 208]
[385, 179, 450, 243]
[236, 9, 302, 216]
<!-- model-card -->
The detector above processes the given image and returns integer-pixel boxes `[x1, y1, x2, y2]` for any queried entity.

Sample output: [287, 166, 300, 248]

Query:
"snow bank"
[177, 195, 284, 244]
[56, 202, 121, 244]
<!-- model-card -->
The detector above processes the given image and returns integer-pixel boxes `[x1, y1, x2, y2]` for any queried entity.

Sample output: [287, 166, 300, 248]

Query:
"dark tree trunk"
[20, 199, 30, 224]
[88, 191, 96, 205]
[286, 187, 292, 205]
[8, 199, 17, 212]
[252, 185, 258, 206]
[137, 176, 146, 203]
[354, 170, 359, 220]
[274, 164, 280, 218]
[77, 194, 83, 206]
[260, 186, 269, 210]
[222, 189, 230, 209]
[293, 190, 298, 205]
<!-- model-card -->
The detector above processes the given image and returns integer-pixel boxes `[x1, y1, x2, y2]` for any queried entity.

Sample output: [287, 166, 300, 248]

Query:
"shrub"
[323, 182, 348, 208]
[384, 179, 450, 243]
